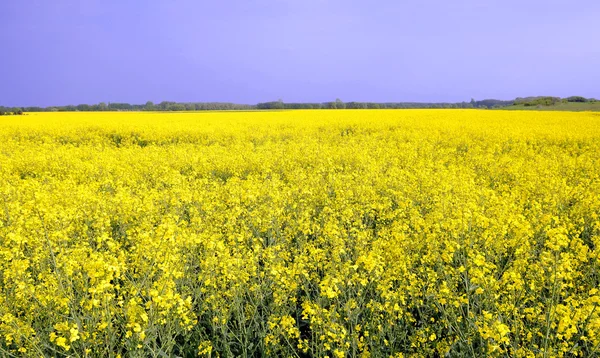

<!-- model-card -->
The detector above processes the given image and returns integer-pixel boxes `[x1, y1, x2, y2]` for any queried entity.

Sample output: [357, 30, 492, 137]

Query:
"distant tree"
[566, 96, 588, 103]
[169, 103, 186, 111]
[107, 103, 133, 111]
[335, 98, 346, 109]
[518, 96, 560, 107]
[145, 101, 155, 111]
[257, 100, 285, 109]
[98, 102, 108, 111]
[158, 101, 176, 110]
[346, 102, 368, 109]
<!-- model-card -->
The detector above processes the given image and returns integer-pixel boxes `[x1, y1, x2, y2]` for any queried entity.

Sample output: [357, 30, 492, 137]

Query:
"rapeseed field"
[1, 110, 599, 357]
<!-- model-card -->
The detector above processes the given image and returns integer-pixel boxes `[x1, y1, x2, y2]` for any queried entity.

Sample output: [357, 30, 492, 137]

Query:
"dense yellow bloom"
[0, 109, 599, 356]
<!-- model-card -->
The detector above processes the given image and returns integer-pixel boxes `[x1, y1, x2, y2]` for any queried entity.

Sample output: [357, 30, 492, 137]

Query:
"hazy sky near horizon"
[1, 0, 599, 107]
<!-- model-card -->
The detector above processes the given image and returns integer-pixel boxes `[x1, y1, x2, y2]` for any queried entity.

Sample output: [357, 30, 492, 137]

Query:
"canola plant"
[0, 110, 599, 357]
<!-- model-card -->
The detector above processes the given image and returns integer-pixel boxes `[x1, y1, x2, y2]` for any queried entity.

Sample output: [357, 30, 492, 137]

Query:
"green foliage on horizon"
[3, 96, 598, 113]
[504, 101, 600, 112]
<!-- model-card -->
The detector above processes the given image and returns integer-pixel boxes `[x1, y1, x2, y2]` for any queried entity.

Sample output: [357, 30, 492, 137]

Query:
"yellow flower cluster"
[0, 109, 599, 356]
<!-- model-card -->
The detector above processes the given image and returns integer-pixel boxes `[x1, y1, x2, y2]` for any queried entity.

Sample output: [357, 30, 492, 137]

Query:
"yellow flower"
[1, 109, 599, 357]
[55, 337, 70, 351]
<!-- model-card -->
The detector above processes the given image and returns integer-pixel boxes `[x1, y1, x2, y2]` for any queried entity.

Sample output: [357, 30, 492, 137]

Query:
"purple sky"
[1, 0, 599, 107]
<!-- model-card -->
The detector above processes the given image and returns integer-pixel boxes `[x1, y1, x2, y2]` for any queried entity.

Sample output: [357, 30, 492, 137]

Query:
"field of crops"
[1, 110, 599, 357]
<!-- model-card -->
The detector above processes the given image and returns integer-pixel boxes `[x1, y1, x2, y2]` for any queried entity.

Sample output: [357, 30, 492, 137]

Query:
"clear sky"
[1, 0, 599, 107]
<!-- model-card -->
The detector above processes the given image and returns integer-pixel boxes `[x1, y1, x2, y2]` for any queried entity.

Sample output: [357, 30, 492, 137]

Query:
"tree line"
[2, 101, 254, 113]
[514, 96, 598, 107]
[4, 99, 508, 113]
[0, 107, 24, 115]
[251, 98, 517, 109]
[2, 96, 596, 113]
